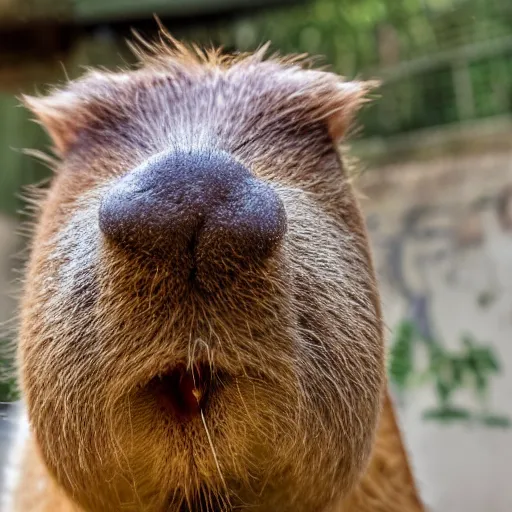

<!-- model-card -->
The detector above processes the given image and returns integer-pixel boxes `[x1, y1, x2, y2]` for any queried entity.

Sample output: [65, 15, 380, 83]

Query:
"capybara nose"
[99, 149, 287, 272]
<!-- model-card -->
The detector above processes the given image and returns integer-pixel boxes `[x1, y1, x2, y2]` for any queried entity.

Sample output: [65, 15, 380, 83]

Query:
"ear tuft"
[22, 71, 131, 157]
[327, 80, 379, 141]
[22, 92, 85, 156]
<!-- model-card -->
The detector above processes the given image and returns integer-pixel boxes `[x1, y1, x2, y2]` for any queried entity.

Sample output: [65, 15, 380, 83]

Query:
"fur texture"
[341, 393, 424, 511]
[14, 33, 420, 511]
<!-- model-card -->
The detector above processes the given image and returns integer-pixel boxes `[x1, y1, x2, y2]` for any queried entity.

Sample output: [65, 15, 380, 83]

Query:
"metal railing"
[363, 34, 512, 136]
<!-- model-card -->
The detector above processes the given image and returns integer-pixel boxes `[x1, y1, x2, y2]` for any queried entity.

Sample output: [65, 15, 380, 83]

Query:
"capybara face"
[19, 37, 384, 512]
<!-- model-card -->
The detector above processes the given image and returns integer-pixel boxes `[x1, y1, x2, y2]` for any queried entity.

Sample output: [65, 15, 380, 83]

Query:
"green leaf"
[423, 407, 472, 422]
[388, 320, 416, 388]
[480, 414, 512, 429]
[451, 357, 465, 386]
[0, 378, 19, 402]
[435, 377, 452, 404]
[474, 372, 488, 395]
[473, 348, 500, 373]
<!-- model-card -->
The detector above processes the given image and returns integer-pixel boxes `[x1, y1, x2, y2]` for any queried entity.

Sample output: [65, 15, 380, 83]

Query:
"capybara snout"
[99, 148, 287, 287]
[19, 36, 384, 512]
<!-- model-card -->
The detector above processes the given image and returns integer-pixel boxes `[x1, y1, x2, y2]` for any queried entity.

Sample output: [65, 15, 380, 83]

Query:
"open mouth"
[148, 364, 212, 420]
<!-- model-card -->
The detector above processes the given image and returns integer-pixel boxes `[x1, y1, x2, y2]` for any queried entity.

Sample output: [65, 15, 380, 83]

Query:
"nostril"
[99, 185, 155, 251]
[98, 160, 197, 255]
[199, 179, 287, 262]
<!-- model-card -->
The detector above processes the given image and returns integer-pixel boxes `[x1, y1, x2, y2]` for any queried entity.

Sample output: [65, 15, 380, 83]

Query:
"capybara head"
[19, 34, 384, 512]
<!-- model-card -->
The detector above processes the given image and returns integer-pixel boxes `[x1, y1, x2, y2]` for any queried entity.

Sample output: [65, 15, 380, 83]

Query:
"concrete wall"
[359, 141, 512, 512]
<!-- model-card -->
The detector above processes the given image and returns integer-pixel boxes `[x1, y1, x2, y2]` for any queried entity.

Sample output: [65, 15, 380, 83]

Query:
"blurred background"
[0, 0, 511, 510]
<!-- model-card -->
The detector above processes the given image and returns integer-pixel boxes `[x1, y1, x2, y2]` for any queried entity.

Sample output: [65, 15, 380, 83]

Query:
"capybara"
[6, 32, 423, 512]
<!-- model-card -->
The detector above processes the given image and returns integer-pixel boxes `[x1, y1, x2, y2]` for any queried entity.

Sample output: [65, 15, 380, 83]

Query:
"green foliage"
[423, 406, 472, 421]
[196, 0, 512, 136]
[0, 345, 18, 402]
[388, 319, 415, 387]
[389, 320, 510, 427]
[480, 414, 511, 428]
[0, 377, 18, 402]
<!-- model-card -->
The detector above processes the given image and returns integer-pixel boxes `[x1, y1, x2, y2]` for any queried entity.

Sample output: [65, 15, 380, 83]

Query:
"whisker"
[200, 409, 231, 508]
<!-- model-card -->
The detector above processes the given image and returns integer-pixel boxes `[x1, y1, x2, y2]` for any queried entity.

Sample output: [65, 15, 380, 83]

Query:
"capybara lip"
[148, 364, 213, 420]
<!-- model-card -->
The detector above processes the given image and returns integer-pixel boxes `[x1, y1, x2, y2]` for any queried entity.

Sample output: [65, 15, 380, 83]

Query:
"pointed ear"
[22, 91, 86, 156]
[22, 72, 131, 156]
[327, 80, 379, 142]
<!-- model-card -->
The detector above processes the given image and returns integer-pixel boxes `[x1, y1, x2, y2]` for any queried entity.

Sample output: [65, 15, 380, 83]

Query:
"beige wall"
[360, 146, 512, 512]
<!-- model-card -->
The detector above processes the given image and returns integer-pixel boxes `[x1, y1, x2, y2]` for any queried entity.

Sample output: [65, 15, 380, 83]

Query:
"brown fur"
[15, 33, 422, 511]
[340, 392, 423, 511]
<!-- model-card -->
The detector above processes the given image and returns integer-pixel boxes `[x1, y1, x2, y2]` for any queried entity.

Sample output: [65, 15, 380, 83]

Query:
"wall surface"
[359, 138, 512, 512]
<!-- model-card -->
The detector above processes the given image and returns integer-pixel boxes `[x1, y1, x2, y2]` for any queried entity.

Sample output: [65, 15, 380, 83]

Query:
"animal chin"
[147, 364, 212, 420]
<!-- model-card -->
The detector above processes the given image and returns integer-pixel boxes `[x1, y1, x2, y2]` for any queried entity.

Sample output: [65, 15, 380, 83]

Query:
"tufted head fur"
[18, 32, 384, 512]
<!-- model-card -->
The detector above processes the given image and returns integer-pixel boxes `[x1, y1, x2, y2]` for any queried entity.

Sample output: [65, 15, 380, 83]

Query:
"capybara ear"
[283, 66, 378, 142]
[22, 71, 130, 156]
[326, 80, 378, 141]
[22, 92, 81, 156]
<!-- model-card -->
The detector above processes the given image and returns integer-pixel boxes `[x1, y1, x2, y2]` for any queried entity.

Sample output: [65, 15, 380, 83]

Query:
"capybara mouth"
[148, 364, 213, 420]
